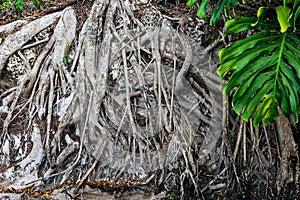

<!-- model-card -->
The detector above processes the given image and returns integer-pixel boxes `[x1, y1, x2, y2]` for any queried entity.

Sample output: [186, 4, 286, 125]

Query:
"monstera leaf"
[218, 5, 300, 127]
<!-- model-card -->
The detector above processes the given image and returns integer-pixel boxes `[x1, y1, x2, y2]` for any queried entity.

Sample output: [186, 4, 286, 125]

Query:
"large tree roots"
[0, 0, 299, 199]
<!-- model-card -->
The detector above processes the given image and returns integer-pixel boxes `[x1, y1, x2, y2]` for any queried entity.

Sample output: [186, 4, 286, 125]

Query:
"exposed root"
[276, 108, 300, 198]
[0, 0, 298, 199]
[0, 7, 77, 190]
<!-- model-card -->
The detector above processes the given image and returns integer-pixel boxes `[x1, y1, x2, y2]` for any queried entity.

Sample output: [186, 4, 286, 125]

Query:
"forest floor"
[0, 0, 299, 199]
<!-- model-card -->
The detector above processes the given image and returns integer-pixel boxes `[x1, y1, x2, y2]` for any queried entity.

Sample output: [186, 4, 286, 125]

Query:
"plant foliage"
[186, 0, 240, 26]
[218, 2, 300, 127]
[0, 0, 11, 9]
[15, 0, 24, 10]
[0, 0, 43, 10]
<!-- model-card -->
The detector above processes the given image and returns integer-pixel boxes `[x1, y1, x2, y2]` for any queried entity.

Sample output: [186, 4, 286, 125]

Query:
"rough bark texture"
[276, 109, 300, 197]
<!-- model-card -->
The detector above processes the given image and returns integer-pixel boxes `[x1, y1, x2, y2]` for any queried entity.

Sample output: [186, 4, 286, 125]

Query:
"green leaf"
[283, 47, 300, 77]
[62, 55, 70, 63]
[279, 70, 299, 122]
[196, 0, 210, 18]
[0, 1, 11, 9]
[226, 17, 280, 35]
[294, 5, 300, 30]
[232, 72, 274, 115]
[218, 32, 280, 77]
[287, 33, 300, 47]
[15, 0, 24, 10]
[223, 56, 277, 95]
[225, 17, 257, 35]
[278, 80, 291, 115]
[231, 0, 238, 5]
[210, 0, 226, 26]
[294, 0, 300, 7]
[241, 80, 274, 121]
[224, 49, 275, 94]
[252, 6, 269, 26]
[253, 95, 276, 127]
[284, 0, 293, 6]
[220, 33, 279, 66]
[187, 0, 198, 7]
[276, 5, 292, 33]
[188, 0, 241, 26]
[218, 21, 300, 126]
[237, 82, 270, 121]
